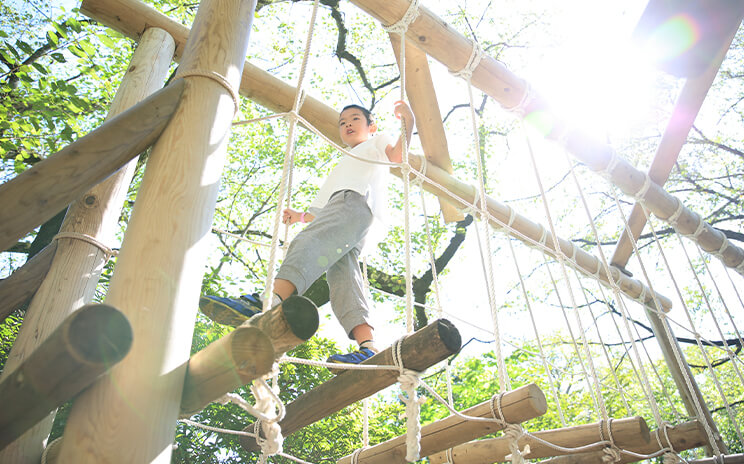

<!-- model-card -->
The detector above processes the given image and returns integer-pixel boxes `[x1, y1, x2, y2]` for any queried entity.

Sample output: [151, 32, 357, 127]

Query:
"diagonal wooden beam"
[0, 242, 57, 323]
[389, 35, 463, 223]
[610, 14, 744, 269]
[0, 79, 184, 253]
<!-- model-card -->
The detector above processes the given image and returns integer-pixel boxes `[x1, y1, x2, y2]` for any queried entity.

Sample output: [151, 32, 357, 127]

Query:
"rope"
[450, 40, 484, 80]
[54, 232, 118, 259]
[382, 0, 420, 35]
[175, 70, 240, 115]
[392, 336, 424, 462]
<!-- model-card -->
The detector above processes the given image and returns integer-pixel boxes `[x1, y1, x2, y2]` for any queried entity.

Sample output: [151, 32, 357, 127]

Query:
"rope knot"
[382, 0, 421, 35]
[503, 424, 530, 463]
[601, 446, 621, 463]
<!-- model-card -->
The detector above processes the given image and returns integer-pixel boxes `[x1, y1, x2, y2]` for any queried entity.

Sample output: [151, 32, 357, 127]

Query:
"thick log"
[337, 383, 547, 464]
[389, 35, 462, 223]
[80, 0, 342, 146]
[240, 318, 461, 451]
[540, 420, 708, 464]
[0, 79, 184, 253]
[0, 304, 132, 452]
[180, 326, 275, 417]
[0, 242, 57, 323]
[180, 296, 318, 416]
[78, 0, 673, 312]
[57, 0, 259, 462]
[0, 28, 176, 464]
[429, 416, 650, 463]
[242, 295, 319, 357]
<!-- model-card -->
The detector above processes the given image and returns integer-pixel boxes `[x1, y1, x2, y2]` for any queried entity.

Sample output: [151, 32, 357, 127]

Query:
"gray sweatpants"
[276, 190, 373, 339]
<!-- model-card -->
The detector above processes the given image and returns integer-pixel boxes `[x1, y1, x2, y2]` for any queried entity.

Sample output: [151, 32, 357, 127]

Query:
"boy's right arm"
[282, 208, 314, 225]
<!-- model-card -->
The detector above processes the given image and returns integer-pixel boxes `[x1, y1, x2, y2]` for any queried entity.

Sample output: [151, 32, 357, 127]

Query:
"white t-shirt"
[309, 134, 395, 224]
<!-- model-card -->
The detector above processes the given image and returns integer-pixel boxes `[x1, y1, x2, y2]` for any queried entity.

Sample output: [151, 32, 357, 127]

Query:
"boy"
[200, 101, 415, 364]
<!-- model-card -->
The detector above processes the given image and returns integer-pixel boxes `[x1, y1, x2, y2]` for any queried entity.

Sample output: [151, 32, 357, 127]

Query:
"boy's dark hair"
[340, 104, 374, 125]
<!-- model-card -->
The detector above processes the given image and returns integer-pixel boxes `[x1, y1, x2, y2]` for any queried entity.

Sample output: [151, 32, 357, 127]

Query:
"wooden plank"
[240, 318, 461, 452]
[540, 420, 709, 464]
[689, 454, 744, 464]
[429, 416, 650, 463]
[0, 79, 184, 253]
[56, 0, 260, 461]
[0, 304, 132, 452]
[389, 35, 463, 223]
[0, 242, 57, 323]
[180, 296, 318, 416]
[610, 14, 743, 269]
[0, 27, 177, 463]
[337, 383, 547, 464]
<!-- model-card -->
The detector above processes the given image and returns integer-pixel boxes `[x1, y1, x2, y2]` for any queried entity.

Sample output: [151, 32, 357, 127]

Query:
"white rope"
[54, 232, 118, 259]
[450, 40, 484, 80]
[392, 336, 424, 462]
[382, 0, 420, 35]
[175, 70, 240, 115]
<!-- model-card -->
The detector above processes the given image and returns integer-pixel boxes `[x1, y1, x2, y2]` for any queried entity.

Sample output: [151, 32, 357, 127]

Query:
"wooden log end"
[68, 303, 133, 365]
[433, 318, 462, 357]
[279, 295, 319, 341]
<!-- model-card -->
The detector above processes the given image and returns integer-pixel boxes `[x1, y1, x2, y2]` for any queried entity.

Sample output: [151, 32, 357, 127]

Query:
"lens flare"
[647, 13, 700, 62]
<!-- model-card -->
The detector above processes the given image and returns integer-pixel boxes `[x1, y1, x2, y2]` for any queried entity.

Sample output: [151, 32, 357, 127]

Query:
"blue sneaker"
[327, 347, 376, 365]
[199, 293, 263, 327]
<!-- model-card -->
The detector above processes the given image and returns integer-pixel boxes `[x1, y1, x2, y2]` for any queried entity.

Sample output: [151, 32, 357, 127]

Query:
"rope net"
[185, 2, 744, 464]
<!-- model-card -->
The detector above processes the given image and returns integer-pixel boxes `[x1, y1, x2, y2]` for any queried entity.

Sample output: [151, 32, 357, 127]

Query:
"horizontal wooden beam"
[337, 383, 547, 464]
[429, 416, 650, 463]
[539, 420, 708, 464]
[0, 242, 57, 323]
[241, 295, 318, 358]
[0, 79, 184, 253]
[240, 318, 461, 452]
[688, 453, 744, 464]
[0, 304, 132, 451]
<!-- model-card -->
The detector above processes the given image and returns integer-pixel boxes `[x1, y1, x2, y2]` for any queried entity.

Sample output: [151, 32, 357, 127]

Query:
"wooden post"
[240, 319, 461, 451]
[610, 9, 744, 269]
[56, 0, 258, 460]
[180, 326, 275, 417]
[0, 80, 183, 253]
[241, 295, 319, 357]
[688, 454, 744, 464]
[0, 242, 56, 323]
[337, 383, 547, 464]
[0, 27, 175, 464]
[428, 416, 650, 463]
[389, 35, 463, 223]
[0, 304, 132, 451]
[539, 420, 708, 464]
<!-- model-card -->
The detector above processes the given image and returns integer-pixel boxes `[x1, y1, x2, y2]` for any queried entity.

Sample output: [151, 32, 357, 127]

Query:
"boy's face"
[338, 108, 377, 147]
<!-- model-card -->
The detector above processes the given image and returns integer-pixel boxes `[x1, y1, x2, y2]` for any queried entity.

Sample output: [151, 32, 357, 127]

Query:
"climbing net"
[192, 1, 744, 463]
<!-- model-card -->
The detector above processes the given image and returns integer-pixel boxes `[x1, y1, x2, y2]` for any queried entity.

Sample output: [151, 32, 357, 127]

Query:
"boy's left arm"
[385, 101, 415, 163]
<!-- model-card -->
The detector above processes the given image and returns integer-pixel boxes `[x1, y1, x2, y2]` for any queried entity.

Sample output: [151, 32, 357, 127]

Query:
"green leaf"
[31, 62, 48, 75]
[51, 52, 66, 63]
[52, 22, 68, 39]
[97, 33, 117, 48]
[47, 31, 59, 46]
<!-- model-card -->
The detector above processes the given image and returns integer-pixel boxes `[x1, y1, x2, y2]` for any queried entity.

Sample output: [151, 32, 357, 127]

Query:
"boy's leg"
[325, 246, 379, 364]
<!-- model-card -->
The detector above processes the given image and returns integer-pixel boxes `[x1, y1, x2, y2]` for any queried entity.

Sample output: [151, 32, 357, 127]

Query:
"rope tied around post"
[175, 70, 240, 116]
[382, 0, 421, 35]
[599, 418, 621, 463]
[450, 40, 484, 81]
[392, 335, 425, 462]
[489, 393, 530, 463]
[53, 232, 118, 260]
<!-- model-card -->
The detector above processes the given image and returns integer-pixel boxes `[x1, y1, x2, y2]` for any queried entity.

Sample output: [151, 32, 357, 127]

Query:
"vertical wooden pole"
[0, 27, 175, 464]
[57, 0, 257, 462]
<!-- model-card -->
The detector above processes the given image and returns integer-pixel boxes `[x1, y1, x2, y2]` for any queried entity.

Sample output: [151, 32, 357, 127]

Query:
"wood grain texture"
[0, 79, 183, 253]
[180, 326, 275, 417]
[0, 242, 57, 323]
[337, 384, 547, 464]
[57, 0, 259, 461]
[0, 304, 132, 451]
[0, 28, 176, 464]
[429, 416, 650, 463]
[240, 319, 461, 452]
[243, 295, 319, 357]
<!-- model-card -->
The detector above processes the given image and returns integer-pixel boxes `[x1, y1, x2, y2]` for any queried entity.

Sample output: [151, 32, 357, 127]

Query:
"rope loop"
[662, 452, 683, 464]
[451, 40, 484, 81]
[410, 156, 427, 188]
[457, 185, 480, 217]
[392, 336, 424, 462]
[714, 235, 731, 259]
[502, 81, 533, 118]
[633, 173, 653, 203]
[176, 70, 240, 116]
[681, 212, 706, 239]
[598, 150, 620, 181]
[601, 446, 622, 463]
[351, 446, 368, 464]
[666, 199, 685, 228]
[445, 447, 455, 464]
[54, 232, 118, 260]
[382, 0, 420, 35]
